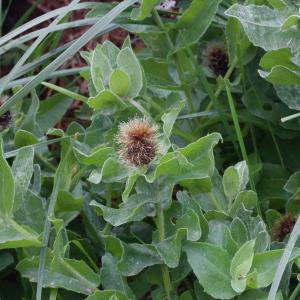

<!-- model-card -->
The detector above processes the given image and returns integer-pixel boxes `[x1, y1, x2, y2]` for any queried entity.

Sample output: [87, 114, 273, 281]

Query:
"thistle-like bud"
[202, 41, 229, 77]
[116, 118, 158, 167]
[0, 104, 12, 131]
[273, 214, 296, 242]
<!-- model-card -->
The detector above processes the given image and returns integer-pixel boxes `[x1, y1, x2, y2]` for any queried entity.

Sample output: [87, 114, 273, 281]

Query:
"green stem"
[289, 282, 300, 300]
[156, 202, 172, 300]
[183, 40, 240, 157]
[224, 80, 262, 216]
[49, 289, 58, 300]
[102, 185, 113, 235]
[152, 9, 194, 112]
[267, 122, 285, 169]
[36, 144, 73, 300]
[281, 112, 300, 122]
[35, 153, 56, 172]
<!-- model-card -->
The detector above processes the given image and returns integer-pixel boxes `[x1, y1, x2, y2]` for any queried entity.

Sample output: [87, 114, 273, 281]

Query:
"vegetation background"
[0, 0, 300, 300]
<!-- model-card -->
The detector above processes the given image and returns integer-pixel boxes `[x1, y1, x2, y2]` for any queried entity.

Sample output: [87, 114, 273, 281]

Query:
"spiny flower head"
[116, 117, 158, 167]
[202, 41, 229, 77]
[273, 214, 296, 242]
[0, 101, 13, 132]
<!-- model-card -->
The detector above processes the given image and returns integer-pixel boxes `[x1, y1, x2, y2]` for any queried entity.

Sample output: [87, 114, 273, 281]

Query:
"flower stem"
[152, 9, 194, 112]
[224, 79, 262, 216]
[156, 202, 172, 300]
[289, 282, 300, 300]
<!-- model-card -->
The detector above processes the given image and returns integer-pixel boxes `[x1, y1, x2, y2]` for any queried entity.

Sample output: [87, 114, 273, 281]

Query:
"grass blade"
[0, 18, 102, 55]
[0, 0, 81, 96]
[41, 81, 88, 102]
[0, 2, 98, 47]
[0, 0, 135, 116]
[3, 67, 88, 90]
[268, 215, 300, 300]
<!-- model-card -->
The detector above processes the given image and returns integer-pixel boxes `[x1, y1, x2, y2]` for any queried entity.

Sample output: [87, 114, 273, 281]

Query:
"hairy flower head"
[0, 101, 13, 131]
[202, 41, 229, 77]
[273, 214, 296, 242]
[116, 118, 158, 167]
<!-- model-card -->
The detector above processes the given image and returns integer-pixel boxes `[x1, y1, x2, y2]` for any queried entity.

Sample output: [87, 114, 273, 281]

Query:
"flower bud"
[116, 118, 158, 167]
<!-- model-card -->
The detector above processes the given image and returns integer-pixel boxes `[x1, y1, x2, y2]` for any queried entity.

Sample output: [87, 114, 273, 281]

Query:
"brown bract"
[116, 118, 158, 167]
[203, 41, 229, 77]
[273, 214, 296, 242]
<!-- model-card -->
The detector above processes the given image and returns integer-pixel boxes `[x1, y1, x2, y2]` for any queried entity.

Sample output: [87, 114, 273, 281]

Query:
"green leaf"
[90, 193, 157, 226]
[0, 252, 14, 271]
[117, 47, 143, 98]
[230, 240, 255, 293]
[184, 242, 237, 299]
[73, 144, 114, 167]
[229, 190, 257, 217]
[161, 100, 185, 141]
[249, 248, 300, 288]
[145, 133, 221, 189]
[87, 90, 127, 115]
[0, 217, 41, 249]
[12, 146, 34, 211]
[100, 253, 134, 298]
[88, 157, 132, 185]
[260, 48, 299, 72]
[284, 171, 300, 194]
[176, 209, 201, 242]
[86, 290, 128, 300]
[275, 84, 300, 111]
[0, 138, 15, 216]
[155, 228, 186, 268]
[230, 217, 248, 246]
[14, 130, 39, 148]
[174, 0, 222, 51]
[36, 94, 72, 133]
[55, 191, 83, 214]
[207, 223, 238, 257]
[109, 69, 131, 96]
[17, 253, 100, 295]
[225, 4, 300, 52]
[119, 243, 162, 276]
[259, 67, 300, 84]
[177, 191, 209, 241]
[91, 44, 112, 91]
[223, 161, 249, 203]
[131, 0, 160, 20]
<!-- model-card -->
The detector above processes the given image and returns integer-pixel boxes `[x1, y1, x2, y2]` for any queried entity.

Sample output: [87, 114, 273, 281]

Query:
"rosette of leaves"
[81, 39, 144, 115]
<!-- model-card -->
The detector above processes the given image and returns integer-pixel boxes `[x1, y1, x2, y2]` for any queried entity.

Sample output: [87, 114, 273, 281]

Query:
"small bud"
[116, 118, 158, 167]
[0, 110, 12, 131]
[202, 41, 229, 77]
[273, 214, 296, 242]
